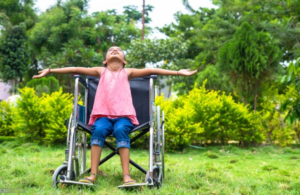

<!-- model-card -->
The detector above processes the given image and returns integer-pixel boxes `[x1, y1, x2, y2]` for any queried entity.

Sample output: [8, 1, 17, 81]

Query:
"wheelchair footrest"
[59, 179, 94, 186]
[118, 183, 148, 188]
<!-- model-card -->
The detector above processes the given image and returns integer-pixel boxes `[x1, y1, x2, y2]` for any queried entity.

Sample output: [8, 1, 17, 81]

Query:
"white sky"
[35, 0, 217, 38]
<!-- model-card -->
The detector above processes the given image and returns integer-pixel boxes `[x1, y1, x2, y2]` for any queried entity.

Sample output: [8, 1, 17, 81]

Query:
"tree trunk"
[142, 0, 145, 40]
[167, 82, 172, 98]
[254, 80, 258, 111]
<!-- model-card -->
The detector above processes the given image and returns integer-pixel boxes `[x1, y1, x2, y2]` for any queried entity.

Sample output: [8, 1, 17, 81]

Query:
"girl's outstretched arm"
[127, 68, 197, 79]
[32, 67, 103, 79]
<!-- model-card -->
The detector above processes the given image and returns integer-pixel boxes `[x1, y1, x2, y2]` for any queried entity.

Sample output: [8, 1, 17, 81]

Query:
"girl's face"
[104, 46, 126, 66]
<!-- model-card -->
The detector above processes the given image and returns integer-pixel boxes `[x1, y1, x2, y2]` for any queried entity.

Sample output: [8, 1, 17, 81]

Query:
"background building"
[0, 80, 14, 101]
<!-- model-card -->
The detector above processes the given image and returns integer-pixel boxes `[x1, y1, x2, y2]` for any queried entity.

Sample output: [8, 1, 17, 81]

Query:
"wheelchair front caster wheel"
[52, 165, 75, 189]
[145, 167, 163, 188]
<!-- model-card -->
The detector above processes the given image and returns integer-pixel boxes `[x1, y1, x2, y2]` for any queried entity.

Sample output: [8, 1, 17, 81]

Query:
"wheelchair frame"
[52, 75, 165, 188]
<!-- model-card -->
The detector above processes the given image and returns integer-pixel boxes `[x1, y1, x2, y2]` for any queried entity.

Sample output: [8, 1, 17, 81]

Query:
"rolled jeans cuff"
[90, 138, 105, 148]
[117, 140, 130, 149]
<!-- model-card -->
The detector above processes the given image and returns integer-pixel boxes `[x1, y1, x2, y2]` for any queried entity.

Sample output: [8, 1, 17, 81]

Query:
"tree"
[212, 0, 300, 61]
[159, 7, 233, 93]
[0, 0, 37, 89]
[30, 1, 153, 62]
[26, 76, 60, 96]
[218, 21, 282, 110]
[0, 0, 36, 29]
[126, 38, 198, 95]
[0, 22, 30, 85]
[123, 5, 153, 24]
[160, 0, 300, 96]
[28, 0, 152, 92]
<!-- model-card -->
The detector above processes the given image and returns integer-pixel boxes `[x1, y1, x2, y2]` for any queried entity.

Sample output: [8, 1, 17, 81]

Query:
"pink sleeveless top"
[88, 68, 139, 126]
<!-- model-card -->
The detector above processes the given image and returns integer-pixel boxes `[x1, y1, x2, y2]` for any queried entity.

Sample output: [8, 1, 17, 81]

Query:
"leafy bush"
[280, 58, 300, 124]
[0, 100, 14, 136]
[156, 81, 263, 151]
[156, 94, 203, 151]
[12, 87, 73, 144]
[42, 89, 73, 143]
[26, 76, 60, 96]
[259, 86, 298, 146]
[12, 87, 47, 143]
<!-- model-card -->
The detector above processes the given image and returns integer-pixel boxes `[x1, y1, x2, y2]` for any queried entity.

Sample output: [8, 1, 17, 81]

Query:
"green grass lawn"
[1, 141, 300, 195]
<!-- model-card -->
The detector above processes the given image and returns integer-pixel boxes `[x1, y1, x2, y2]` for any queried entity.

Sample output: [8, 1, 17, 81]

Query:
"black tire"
[69, 113, 86, 178]
[161, 121, 165, 182]
[52, 165, 75, 189]
[75, 131, 86, 177]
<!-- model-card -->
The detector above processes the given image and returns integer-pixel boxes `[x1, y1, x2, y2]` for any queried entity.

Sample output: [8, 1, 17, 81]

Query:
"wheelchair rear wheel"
[52, 165, 75, 189]
[161, 118, 165, 181]
[75, 131, 87, 177]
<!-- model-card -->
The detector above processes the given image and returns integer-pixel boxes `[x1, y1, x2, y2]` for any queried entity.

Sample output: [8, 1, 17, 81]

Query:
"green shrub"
[156, 94, 203, 151]
[12, 87, 48, 143]
[0, 100, 14, 136]
[42, 89, 73, 144]
[26, 76, 60, 96]
[156, 81, 262, 151]
[12, 87, 73, 144]
[0, 136, 15, 142]
[259, 90, 296, 147]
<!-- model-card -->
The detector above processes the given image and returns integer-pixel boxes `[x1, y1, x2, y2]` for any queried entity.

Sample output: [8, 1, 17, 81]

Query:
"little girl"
[33, 46, 197, 185]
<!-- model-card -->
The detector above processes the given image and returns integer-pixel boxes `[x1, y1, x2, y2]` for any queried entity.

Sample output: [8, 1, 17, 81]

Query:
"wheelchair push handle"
[73, 75, 88, 89]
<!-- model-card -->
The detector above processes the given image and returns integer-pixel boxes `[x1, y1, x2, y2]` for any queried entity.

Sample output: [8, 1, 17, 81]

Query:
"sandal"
[122, 174, 136, 185]
[79, 174, 96, 184]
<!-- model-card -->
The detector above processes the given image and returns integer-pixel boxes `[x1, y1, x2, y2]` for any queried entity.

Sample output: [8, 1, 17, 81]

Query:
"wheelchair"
[52, 75, 165, 188]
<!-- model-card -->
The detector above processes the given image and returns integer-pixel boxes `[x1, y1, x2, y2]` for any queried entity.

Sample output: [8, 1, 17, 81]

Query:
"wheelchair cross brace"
[81, 128, 150, 176]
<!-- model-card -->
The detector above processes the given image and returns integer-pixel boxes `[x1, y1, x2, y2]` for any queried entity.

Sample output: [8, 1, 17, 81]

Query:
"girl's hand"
[178, 69, 197, 76]
[32, 68, 50, 79]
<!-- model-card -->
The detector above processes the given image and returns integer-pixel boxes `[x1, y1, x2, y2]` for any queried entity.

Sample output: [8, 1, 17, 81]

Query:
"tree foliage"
[123, 5, 154, 24]
[281, 58, 300, 124]
[27, 0, 153, 92]
[0, 0, 37, 86]
[218, 21, 282, 110]
[0, 22, 30, 82]
[0, 0, 37, 28]
[26, 76, 60, 96]
[126, 38, 189, 68]
[29, 0, 152, 67]
[160, 0, 300, 99]
[126, 38, 198, 95]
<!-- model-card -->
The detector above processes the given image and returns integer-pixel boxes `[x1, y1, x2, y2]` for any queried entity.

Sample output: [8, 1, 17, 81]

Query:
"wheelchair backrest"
[86, 75, 156, 125]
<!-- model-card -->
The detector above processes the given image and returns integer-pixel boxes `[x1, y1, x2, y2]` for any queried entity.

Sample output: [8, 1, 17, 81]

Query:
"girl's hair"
[103, 47, 126, 67]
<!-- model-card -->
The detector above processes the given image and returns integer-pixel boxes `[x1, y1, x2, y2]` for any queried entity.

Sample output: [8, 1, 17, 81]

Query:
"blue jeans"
[90, 117, 135, 149]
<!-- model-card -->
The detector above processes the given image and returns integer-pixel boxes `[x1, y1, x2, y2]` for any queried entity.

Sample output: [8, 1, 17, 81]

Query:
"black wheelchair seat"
[77, 121, 150, 136]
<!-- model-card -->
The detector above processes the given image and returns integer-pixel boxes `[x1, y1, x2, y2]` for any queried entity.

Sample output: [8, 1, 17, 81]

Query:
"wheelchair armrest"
[73, 75, 88, 89]
[77, 121, 92, 135]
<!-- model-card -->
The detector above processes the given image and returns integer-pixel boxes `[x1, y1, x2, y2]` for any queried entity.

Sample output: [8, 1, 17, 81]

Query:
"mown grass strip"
[1, 141, 300, 194]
